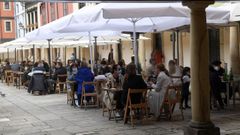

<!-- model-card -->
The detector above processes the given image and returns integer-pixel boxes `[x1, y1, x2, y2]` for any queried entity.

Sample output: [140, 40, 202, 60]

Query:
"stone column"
[179, 32, 184, 66]
[41, 48, 45, 61]
[230, 26, 240, 74]
[80, 47, 83, 61]
[182, 1, 220, 135]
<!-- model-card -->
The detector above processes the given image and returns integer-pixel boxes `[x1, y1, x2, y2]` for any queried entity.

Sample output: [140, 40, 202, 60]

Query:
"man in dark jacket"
[53, 62, 67, 80]
[52, 62, 67, 93]
[210, 61, 224, 109]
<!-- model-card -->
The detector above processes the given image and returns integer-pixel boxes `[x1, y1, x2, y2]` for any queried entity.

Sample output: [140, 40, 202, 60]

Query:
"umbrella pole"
[133, 20, 139, 74]
[7, 48, 9, 62]
[88, 31, 94, 73]
[176, 30, 180, 65]
[94, 36, 98, 61]
[65, 46, 67, 66]
[21, 46, 23, 62]
[172, 31, 176, 60]
[15, 48, 17, 63]
[47, 39, 52, 78]
[33, 44, 35, 63]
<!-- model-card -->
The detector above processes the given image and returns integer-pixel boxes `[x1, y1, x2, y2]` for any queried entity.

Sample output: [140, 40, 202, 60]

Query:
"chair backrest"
[127, 89, 148, 105]
[82, 81, 98, 93]
[5, 70, 12, 77]
[165, 86, 181, 103]
[57, 74, 67, 82]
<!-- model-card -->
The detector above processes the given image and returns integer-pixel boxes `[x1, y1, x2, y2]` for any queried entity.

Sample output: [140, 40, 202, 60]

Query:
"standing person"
[118, 59, 126, 76]
[93, 60, 101, 76]
[181, 67, 191, 109]
[108, 48, 114, 65]
[168, 60, 182, 86]
[210, 61, 224, 109]
[99, 59, 111, 75]
[148, 64, 171, 120]
[75, 61, 94, 106]
[147, 58, 157, 83]
[42, 60, 50, 72]
[130, 56, 142, 74]
[70, 53, 76, 61]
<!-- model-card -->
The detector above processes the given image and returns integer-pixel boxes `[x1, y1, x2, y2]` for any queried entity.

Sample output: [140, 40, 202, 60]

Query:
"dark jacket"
[33, 67, 46, 72]
[99, 66, 111, 75]
[75, 67, 94, 95]
[210, 66, 222, 92]
[28, 73, 48, 93]
[53, 67, 67, 80]
[122, 75, 147, 105]
[43, 62, 50, 72]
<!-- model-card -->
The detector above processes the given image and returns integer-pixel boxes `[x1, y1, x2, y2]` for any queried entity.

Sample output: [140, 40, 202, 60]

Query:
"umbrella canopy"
[54, 3, 230, 73]
[56, 2, 230, 33]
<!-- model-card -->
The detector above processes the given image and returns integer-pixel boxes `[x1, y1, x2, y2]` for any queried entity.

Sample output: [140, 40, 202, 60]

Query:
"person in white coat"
[168, 60, 182, 86]
[148, 64, 171, 119]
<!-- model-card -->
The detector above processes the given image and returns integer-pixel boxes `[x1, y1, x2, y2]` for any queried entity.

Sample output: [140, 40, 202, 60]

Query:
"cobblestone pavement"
[1, 83, 240, 135]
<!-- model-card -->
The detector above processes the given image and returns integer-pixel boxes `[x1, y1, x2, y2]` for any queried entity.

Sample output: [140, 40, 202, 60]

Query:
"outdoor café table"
[66, 80, 77, 107]
[102, 87, 123, 122]
[16, 71, 24, 89]
[222, 81, 231, 106]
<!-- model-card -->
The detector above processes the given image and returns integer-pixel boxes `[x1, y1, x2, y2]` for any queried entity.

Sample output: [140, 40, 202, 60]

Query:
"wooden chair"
[12, 71, 18, 87]
[55, 74, 67, 94]
[66, 80, 77, 106]
[123, 89, 148, 127]
[5, 70, 13, 86]
[81, 81, 99, 109]
[160, 86, 184, 120]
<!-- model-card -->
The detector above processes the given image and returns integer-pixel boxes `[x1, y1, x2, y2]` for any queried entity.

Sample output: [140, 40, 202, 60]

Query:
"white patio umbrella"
[56, 3, 230, 73]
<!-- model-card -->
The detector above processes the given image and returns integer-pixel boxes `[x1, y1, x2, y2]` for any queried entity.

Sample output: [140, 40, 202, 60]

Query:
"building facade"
[14, 2, 26, 38]
[0, 2, 15, 44]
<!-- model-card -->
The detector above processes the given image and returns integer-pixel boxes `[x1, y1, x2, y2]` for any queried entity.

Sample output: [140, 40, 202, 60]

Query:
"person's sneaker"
[115, 112, 121, 117]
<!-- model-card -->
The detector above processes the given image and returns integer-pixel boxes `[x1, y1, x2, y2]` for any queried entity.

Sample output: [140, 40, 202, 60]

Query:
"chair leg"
[124, 106, 128, 124]
[130, 107, 134, 127]
[102, 103, 105, 116]
[80, 94, 83, 107]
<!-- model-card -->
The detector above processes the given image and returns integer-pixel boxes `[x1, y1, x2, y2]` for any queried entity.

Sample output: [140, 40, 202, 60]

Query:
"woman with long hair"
[148, 64, 171, 119]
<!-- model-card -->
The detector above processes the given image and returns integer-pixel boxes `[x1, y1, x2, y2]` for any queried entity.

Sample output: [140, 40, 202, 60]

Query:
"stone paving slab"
[1, 83, 240, 135]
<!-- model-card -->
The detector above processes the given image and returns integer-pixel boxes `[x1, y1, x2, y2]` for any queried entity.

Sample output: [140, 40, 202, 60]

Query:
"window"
[50, 3, 56, 21]
[3, 2, 10, 10]
[41, 4, 46, 25]
[63, 3, 68, 16]
[78, 3, 85, 9]
[35, 11, 38, 24]
[16, 4, 19, 13]
[4, 20, 12, 32]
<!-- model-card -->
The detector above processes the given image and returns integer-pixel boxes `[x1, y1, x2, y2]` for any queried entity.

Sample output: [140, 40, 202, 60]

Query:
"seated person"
[122, 64, 147, 122]
[28, 62, 45, 76]
[103, 65, 124, 110]
[148, 64, 171, 120]
[52, 62, 67, 93]
[28, 63, 48, 95]
[67, 63, 78, 91]
[22, 61, 33, 87]
[11, 62, 20, 71]
[75, 61, 94, 106]
[53, 62, 67, 80]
